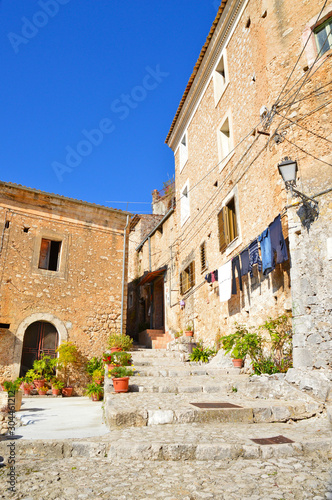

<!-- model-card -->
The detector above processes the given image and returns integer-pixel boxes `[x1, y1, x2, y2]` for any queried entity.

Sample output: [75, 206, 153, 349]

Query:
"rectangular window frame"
[213, 49, 229, 106]
[180, 261, 195, 295]
[302, 6, 332, 66]
[38, 238, 62, 272]
[200, 242, 207, 273]
[180, 179, 190, 227]
[32, 232, 68, 279]
[218, 187, 242, 256]
[179, 132, 188, 172]
[217, 110, 235, 171]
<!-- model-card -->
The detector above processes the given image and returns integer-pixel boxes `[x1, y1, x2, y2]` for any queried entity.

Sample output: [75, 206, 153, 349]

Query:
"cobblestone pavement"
[0, 455, 331, 499]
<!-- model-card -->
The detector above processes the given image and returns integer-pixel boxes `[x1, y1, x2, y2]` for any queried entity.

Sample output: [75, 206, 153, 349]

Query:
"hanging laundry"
[231, 256, 243, 295]
[205, 273, 212, 283]
[218, 261, 232, 302]
[240, 248, 250, 276]
[249, 239, 262, 277]
[270, 214, 288, 264]
[211, 271, 216, 283]
[258, 228, 274, 275]
[213, 269, 218, 281]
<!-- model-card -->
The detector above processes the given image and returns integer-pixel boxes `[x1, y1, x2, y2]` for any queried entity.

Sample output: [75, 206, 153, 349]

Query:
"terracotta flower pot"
[62, 387, 73, 397]
[185, 331, 194, 337]
[21, 383, 33, 395]
[38, 389, 47, 396]
[52, 388, 61, 396]
[112, 376, 129, 393]
[232, 358, 244, 368]
[34, 379, 46, 389]
[110, 347, 122, 353]
[107, 364, 120, 371]
[91, 393, 102, 401]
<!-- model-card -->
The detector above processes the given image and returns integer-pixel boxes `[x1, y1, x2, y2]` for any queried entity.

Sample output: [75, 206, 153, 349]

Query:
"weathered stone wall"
[165, 0, 331, 352]
[0, 183, 129, 386]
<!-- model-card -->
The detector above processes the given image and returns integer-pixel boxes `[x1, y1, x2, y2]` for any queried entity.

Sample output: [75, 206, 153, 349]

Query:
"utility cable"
[275, 109, 332, 144]
[283, 135, 332, 167]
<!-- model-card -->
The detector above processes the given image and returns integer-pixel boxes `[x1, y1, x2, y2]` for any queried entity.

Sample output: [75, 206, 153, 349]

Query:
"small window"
[38, 239, 62, 271]
[23, 227, 30, 233]
[218, 116, 232, 163]
[128, 292, 134, 309]
[181, 181, 190, 226]
[179, 133, 188, 171]
[5, 221, 10, 229]
[180, 261, 195, 295]
[218, 198, 238, 252]
[214, 52, 229, 104]
[0, 323, 10, 329]
[200, 242, 207, 272]
[314, 16, 332, 55]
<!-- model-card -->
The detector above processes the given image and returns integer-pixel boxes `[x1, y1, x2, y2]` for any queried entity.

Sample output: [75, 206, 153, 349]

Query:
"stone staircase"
[102, 348, 331, 462]
[138, 330, 173, 349]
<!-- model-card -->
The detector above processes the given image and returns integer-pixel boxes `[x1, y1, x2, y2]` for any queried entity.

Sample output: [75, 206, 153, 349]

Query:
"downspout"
[120, 215, 130, 335]
[148, 236, 153, 328]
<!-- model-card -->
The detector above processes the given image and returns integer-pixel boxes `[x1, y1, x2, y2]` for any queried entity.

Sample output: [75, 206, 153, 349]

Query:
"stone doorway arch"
[13, 313, 69, 378]
[20, 321, 59, 377]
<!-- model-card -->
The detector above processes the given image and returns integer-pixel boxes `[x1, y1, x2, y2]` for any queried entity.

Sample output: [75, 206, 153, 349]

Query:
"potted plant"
[86, 357, 103, 378]
[51, 378, 64, 396]
[37, 385, 49, 396]
[56, 341, 78, 397]
[109, 366, 134, 393]
[185, 323, 194, 337]
[92, 369, 104, 385]
[103, 351, 131, 370]
[108, 333, 133, 353]
[220, 323, 262, 368]
[1, 379, 23, 411]
[20, 373, 34, 395]
[31, 354, 57, 388]
[85, 382, 104, 401]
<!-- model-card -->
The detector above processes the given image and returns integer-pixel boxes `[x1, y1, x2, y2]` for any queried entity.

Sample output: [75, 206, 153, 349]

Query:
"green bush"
[109, 366, 134, 378]
[108, 333, 133, 351]
[190, 344, 216, 363]
[86, 357, 103, 377]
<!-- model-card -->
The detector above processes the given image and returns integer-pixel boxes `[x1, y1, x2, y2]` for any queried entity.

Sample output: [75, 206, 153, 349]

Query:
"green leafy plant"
[85, 382, 104, 398]
[3, 379, 22, 393]
[108, 333, 133, 351]
[103, 351, 131, 366]
[92, 369, 104, 383]
[109, 366, 134, 378]
[56, 341, 78, 387]
[32, 354, 57, 381]
[86, 357, 103, 377]
[185, 323, 194, 332]
[220, 323, 263, 360]
[51, 378, 64, 390]
[189, 344, 216, 363]
[37, 386, 49, 393]
[174, 330, 183, 339]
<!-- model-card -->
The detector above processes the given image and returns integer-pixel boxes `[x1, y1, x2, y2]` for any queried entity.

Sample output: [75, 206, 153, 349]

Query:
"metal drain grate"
[250, 435, 294, 445]
[190, 402, 243, 409]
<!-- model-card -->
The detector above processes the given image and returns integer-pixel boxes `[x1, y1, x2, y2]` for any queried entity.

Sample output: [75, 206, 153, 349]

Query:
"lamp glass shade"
[278, 159, 298, 184]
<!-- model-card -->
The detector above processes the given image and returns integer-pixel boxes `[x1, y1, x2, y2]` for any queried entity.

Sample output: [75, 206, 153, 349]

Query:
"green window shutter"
[190, 261, 195, 288]
[180, 272, 183, 295]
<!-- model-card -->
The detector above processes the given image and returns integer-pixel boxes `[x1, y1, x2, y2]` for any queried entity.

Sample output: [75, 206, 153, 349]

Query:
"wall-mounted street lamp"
[278, 156, 319, 227]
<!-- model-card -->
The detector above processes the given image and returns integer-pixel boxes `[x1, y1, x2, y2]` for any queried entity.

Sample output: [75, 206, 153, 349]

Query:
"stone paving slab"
[104, 391, 324, 428]
[0, 455, 331, 499]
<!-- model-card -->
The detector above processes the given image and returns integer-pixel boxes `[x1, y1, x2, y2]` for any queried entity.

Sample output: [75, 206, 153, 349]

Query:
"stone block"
[253, 407, 272, 423]
[293, 348, 313, 369]
[195, 444, 240, 460]
[162, 444, 196, 461]
[271, 406, 291, 422]
[148, 410, 174, 426]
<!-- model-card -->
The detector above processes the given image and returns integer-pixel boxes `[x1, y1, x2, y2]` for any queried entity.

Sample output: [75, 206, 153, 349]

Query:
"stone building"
[130, 0, 331, 379]
[0, 181, 130, 385]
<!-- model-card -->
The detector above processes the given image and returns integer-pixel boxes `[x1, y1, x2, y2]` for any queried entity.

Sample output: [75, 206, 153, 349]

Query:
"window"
[179, 132, 188, 171]
[218, 198, 238, 252]
[218, 115, 233, 166]
[180, 261, 195, 295]
[38, 239, 62, 271]
[0, 323, 10, 329]
[213, 51, 229, 105]
[314, 16, 332, 55]
[128, 292, 134, 309]
[200, 242, 207, 272]
[180, 180, 190, 226]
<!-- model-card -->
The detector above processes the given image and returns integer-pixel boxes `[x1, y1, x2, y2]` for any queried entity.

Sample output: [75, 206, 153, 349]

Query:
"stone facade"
[130, 0, 331, 382]
[0, 182, 130, 388]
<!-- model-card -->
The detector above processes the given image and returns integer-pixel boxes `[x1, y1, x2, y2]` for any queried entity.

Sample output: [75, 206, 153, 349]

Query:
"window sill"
[219, 149, 235, 172]
[225, 235, 242, 257]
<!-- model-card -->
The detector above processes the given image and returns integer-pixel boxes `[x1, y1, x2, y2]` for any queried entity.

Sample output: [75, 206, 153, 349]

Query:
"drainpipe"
[120, 215, 130, 335]
[148, 236, 151, 272]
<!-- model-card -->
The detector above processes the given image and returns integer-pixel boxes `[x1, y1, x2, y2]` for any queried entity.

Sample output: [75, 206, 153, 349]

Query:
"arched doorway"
[20, 321, 59, 376]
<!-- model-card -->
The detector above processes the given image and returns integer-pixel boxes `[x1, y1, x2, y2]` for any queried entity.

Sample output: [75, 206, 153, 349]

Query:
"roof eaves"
[136, 208, 174, 252]
[165, 2, 228, 145]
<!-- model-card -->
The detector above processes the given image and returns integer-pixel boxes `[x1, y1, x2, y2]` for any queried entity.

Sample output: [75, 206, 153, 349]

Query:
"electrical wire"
[277, 79, 332, 110]
[274, 0, 328, 106]
[283, 135, 332, 167]
[275, 109, 332, 144]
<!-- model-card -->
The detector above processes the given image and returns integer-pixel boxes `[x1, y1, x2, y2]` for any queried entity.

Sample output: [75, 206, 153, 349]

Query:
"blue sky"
[0, 1, 218, 213]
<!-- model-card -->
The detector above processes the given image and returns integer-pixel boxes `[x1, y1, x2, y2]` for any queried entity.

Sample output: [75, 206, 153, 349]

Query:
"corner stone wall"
[288, 191, 332, 374]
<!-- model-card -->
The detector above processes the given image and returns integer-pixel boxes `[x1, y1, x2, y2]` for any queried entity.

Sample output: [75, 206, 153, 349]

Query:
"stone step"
[4, 416, 330, 462]
[104, 392, 324, 429]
